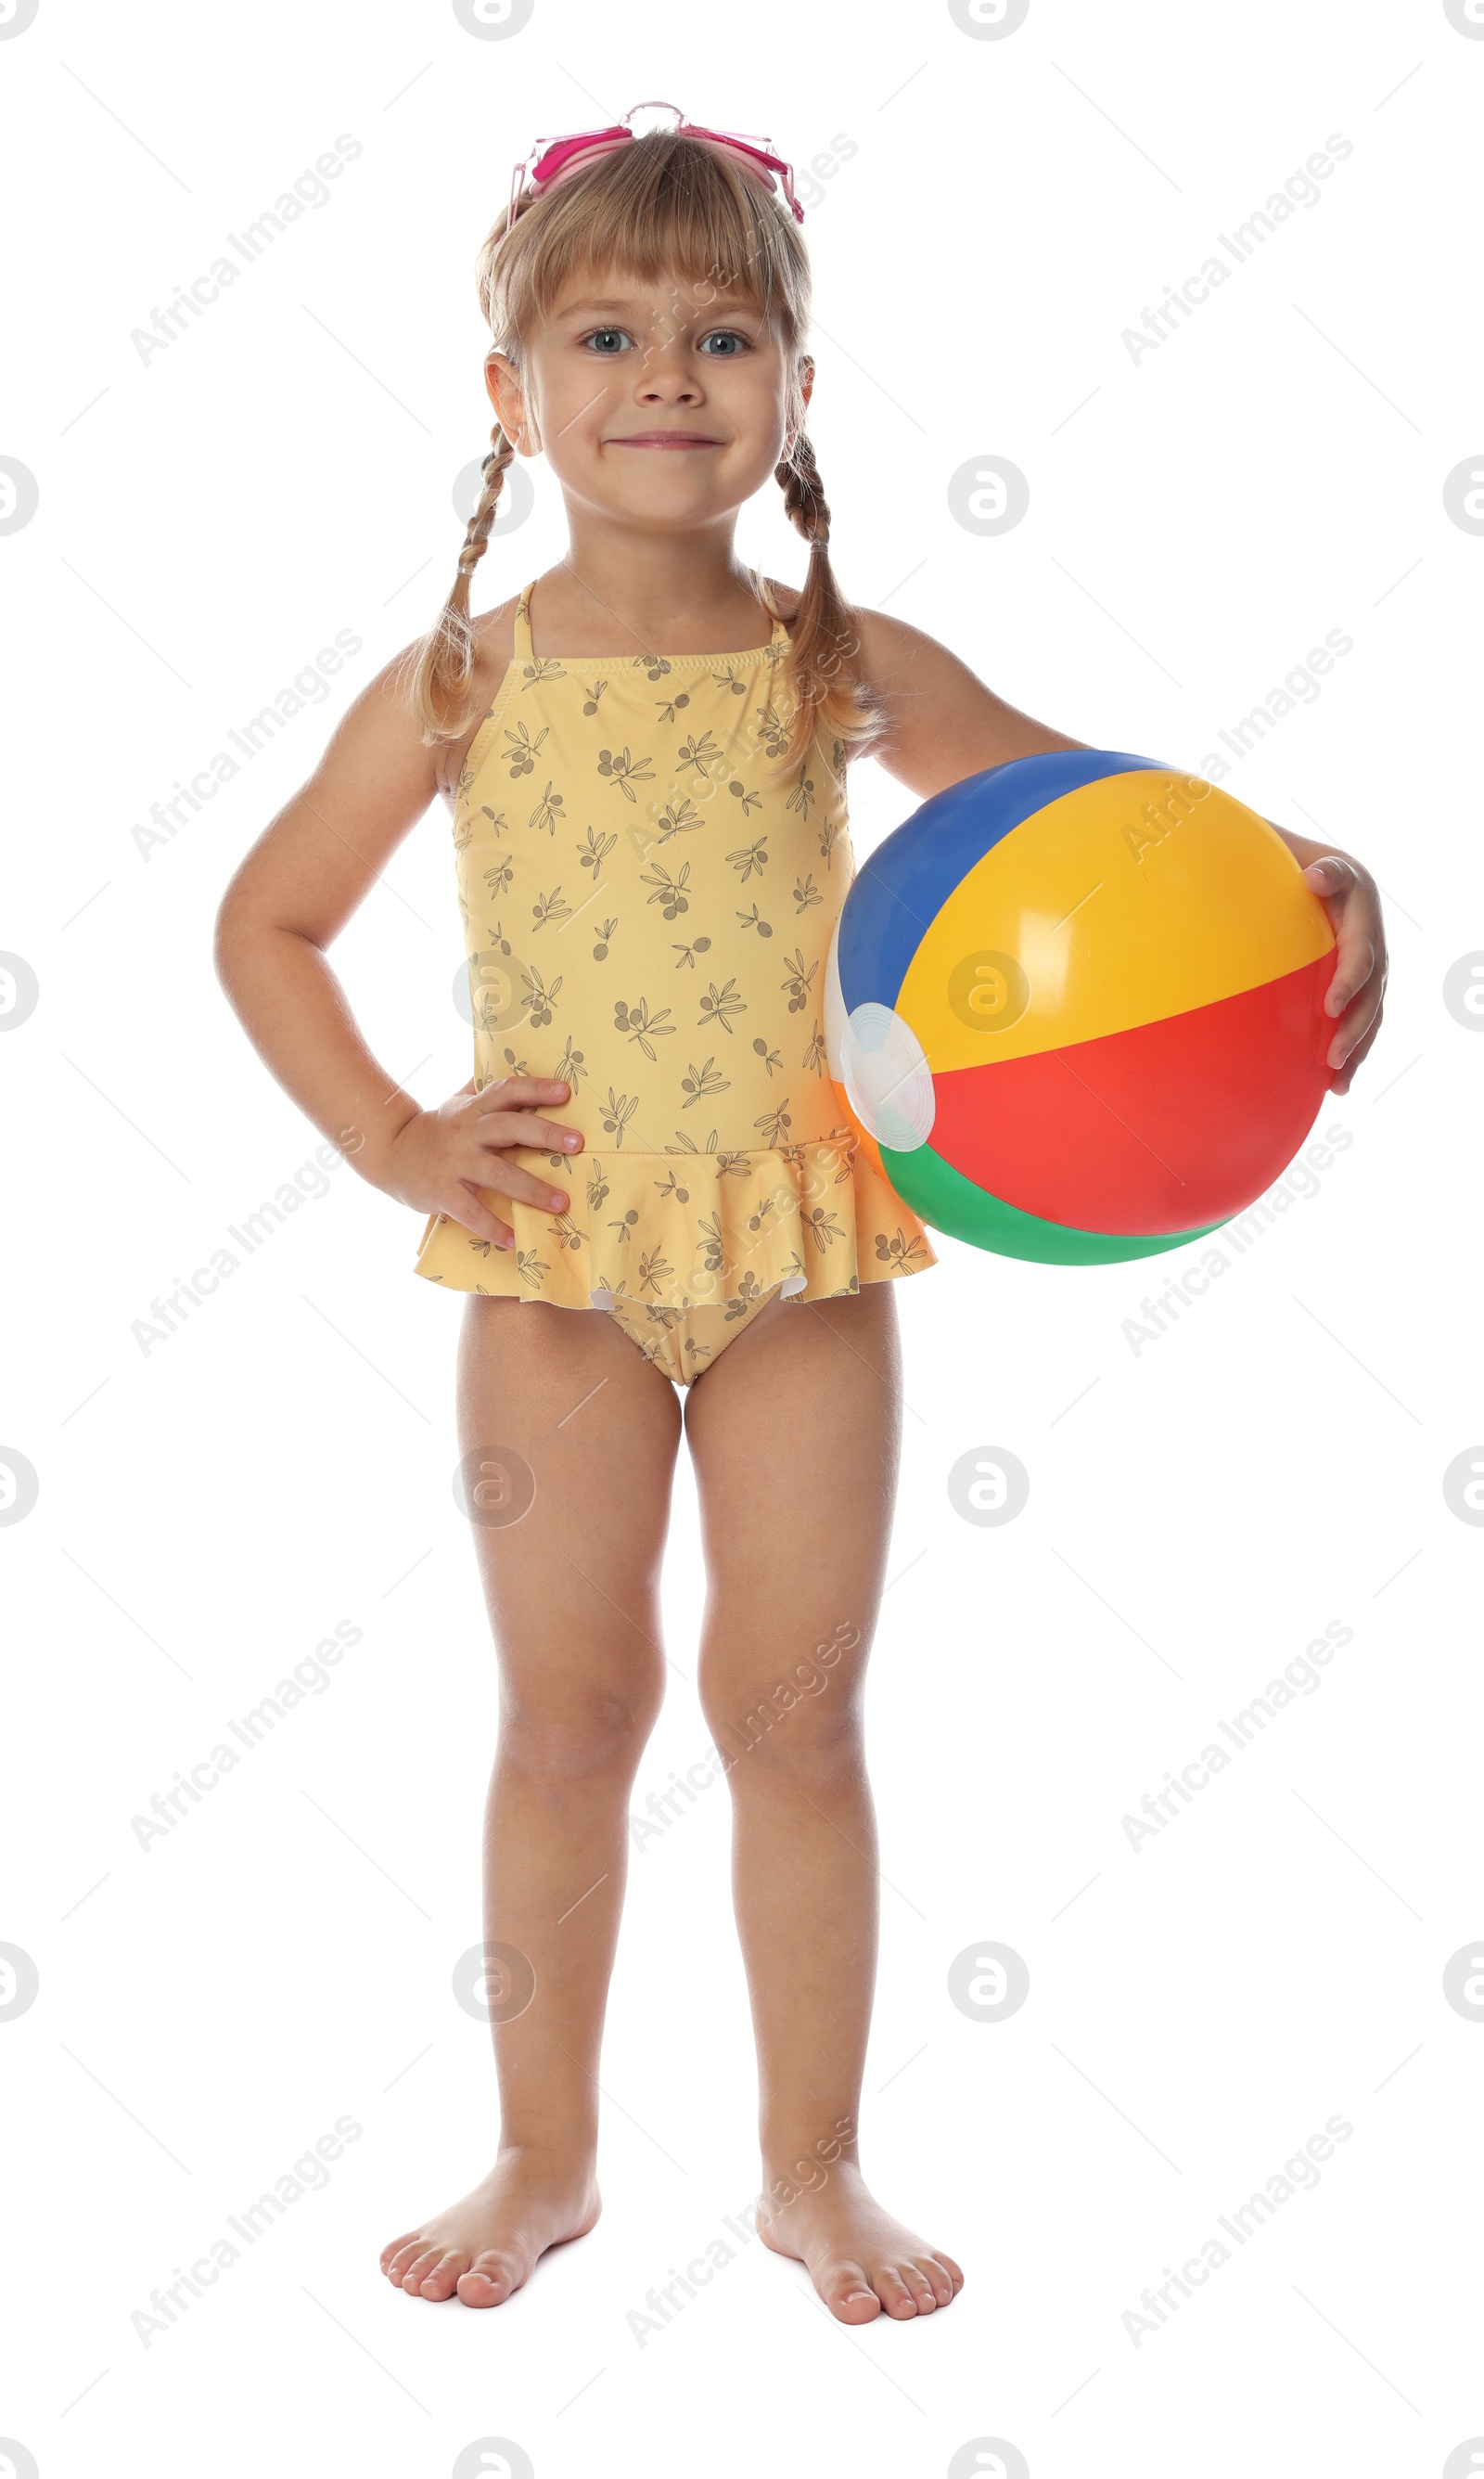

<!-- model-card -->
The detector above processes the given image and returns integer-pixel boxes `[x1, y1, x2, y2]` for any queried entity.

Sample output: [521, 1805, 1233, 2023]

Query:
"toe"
[417, 2250, 468, 2301]
[875, 2266, 920, 2318]
[918, 2251, 962, 2305]
[821, 2260, 881, 2323]
[899, 2263, 939, 2314]
[380, 2230, 420, 2273]
[384, 2240, 429, 2284]
[398, 2247, 443, 2293]
[456, 2250, 520, 2307]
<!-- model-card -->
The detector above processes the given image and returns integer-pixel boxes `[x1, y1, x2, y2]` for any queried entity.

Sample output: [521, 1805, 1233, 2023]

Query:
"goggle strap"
[507, 106, 804, 226]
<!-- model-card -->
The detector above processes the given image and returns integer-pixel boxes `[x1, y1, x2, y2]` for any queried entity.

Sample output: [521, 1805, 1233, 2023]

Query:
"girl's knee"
[717, 1705, 863, 1792]
[700, 1656, 864, 1786]
[502, 1678, 662, 1788]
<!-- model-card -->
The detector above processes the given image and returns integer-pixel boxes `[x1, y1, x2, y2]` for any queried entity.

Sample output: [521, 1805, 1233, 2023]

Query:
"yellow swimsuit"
[413, 573, 937, 1384]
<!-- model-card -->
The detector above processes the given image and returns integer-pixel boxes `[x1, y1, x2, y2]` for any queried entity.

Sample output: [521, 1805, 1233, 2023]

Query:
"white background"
[3, 2, 1481, 2473]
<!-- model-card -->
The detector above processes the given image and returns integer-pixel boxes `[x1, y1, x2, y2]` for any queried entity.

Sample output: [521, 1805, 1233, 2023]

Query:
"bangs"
[482, 130, 809, 358]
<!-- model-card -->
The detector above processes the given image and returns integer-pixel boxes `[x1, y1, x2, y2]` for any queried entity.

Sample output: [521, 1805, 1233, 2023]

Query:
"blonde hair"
[402, 127, 883, 778]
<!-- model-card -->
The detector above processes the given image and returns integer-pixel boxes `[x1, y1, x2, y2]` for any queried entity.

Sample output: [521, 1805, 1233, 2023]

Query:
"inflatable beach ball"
[825, 749, 1337, 1265]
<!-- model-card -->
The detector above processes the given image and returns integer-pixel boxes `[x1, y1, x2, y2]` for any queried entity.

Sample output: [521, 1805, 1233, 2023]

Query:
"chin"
[605, 485, 732, 520]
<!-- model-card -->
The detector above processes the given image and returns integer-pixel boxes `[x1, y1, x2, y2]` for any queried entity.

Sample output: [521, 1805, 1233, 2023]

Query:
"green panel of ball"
[879, 1139, 1229, 1267]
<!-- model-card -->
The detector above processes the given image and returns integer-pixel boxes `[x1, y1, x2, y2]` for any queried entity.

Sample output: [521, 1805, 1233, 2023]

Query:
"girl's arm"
[853, 609, 1386, 1095]
[212, 649, 584, 1247]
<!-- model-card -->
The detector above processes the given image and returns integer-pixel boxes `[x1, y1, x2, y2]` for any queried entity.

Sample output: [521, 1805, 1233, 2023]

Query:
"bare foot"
[756, 2161, 964, 2324]
[380, 2145, 600, 2307]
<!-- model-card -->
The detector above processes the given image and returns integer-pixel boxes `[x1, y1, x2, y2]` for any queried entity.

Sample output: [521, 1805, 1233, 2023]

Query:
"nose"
[635, 336, 702, 405]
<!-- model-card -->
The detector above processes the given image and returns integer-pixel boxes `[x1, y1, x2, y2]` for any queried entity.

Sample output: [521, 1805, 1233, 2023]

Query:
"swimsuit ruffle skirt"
[413, 575, 937, 1383]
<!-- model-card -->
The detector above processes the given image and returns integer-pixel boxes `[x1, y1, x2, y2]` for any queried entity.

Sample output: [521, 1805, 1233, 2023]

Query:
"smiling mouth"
[606, 432, 725, 449]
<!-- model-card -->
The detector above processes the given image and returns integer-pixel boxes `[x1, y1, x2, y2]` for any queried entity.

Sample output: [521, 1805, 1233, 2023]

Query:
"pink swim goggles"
[507, 98, 804, 230]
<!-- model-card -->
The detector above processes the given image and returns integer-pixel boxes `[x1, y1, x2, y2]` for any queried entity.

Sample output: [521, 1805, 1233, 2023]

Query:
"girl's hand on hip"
[384, 1076, 583, 1248]
[1300, 854, 1388, 1096]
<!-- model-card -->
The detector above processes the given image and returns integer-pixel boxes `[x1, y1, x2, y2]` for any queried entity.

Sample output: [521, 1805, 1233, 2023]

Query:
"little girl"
[214, 104, 1386, 2324]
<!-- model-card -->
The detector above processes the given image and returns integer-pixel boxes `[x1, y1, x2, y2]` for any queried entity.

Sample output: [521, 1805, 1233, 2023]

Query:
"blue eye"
[698, 330, 748, 355]
[583, 327, 633, 353]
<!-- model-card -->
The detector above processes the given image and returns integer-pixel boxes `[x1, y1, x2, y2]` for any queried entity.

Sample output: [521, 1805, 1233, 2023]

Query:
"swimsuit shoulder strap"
[512, 581, 535, 661]
[753, 569, 792, 651]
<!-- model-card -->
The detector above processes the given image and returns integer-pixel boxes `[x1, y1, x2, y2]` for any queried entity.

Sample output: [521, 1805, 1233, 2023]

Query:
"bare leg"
[683, 1282, 964, 2324]
[381, 1295, 682, 2306]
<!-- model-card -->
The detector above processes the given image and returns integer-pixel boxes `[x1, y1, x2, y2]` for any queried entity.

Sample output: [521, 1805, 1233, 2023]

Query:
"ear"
[781, 353, 816, 463]
[485, 351, 535, 452]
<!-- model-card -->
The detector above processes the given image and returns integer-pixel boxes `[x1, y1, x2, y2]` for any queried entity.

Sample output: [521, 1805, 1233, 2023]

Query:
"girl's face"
[486, 259, 812, 533]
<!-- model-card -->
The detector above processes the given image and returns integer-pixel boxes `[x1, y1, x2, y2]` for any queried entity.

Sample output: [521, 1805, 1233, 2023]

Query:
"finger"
[1326, 969, 1386, 1071]
[480, 1114, 583, 1155]
[436, 1186, 517, 1249]
[1324, 939, 1379, 1023]
[460, 1158, 574, 1216]
[474, 1075, 571, 1110]
[1322, 926, 1379, 1019]
[1328, 994, 1387, 1093]
[1300, 854, 1354, 928]
[1301, 858, 1385, 1021]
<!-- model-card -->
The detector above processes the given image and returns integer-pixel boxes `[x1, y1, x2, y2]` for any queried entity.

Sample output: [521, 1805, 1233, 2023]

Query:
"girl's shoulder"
[429, 592, 525, 803]
[467, 587, 526, 675]
[849, 601, 1017, 715]
[849, 603, 951, 689]
[845, 604, 1088, 798]
[761, 575, 804, 631]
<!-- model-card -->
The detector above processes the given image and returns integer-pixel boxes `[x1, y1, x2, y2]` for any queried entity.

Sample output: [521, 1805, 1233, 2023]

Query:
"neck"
[553, 507, 766, 649]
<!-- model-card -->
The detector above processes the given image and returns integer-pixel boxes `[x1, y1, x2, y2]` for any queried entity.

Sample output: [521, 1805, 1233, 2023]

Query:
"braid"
[773, 431, 881, 783]
[775, 430, 831, 552]
[459, 420, 518, 592]
[403, 417, 518, 742]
